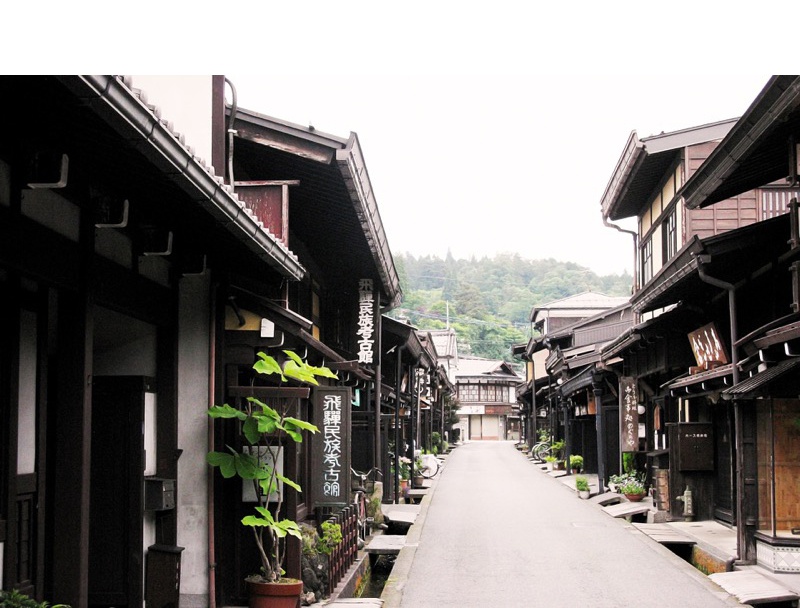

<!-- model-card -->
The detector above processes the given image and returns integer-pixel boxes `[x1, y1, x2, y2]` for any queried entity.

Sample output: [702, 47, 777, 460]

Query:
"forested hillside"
[389, 252, 633, 363]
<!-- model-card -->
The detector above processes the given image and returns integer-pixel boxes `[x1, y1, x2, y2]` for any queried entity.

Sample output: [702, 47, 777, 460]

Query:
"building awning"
[559, 366, 595, 398]
[722, 358, 800, 399]
[665, 363, 733, 395]
[632, 213, 792, 315]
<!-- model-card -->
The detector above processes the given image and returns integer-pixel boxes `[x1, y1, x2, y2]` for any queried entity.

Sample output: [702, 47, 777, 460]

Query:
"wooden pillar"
[52, 289, 93, 607]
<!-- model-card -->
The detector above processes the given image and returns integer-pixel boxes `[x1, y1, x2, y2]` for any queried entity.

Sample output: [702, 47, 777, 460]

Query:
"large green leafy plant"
[207, 350, 337, 583]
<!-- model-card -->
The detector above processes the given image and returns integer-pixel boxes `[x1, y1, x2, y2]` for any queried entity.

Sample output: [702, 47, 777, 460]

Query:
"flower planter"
[624, 492, 645, 502]
[578, 490, 590, 499]
[247, 578, 303, 608]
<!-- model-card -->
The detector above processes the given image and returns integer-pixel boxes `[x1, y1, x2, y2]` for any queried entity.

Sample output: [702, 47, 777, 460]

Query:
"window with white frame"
[641, 237, 653, 285]
[662, 208, 677, 263]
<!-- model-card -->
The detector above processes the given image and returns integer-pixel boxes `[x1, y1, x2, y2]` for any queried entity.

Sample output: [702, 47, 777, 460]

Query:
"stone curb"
[379, 466, 440, 608]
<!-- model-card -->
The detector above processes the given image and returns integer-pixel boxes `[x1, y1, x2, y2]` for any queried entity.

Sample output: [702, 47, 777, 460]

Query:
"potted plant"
[618, 475, 647, 502]
[412, 456, 425, 488]
[569, 454, 583, 474]
[550, 440, 565, 468]
[207, 350, 336, 608]
[575, 475, 590, 499]
[543, 455, 557, 471]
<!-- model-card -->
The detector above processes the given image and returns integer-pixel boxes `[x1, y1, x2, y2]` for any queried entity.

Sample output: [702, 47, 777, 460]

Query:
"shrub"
[575, 476, 590, 492]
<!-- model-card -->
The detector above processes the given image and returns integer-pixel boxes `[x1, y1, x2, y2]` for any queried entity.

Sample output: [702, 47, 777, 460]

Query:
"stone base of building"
[757, 540, 800, 573]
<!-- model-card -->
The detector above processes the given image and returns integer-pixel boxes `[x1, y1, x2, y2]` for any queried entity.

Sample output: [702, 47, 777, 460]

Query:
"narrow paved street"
[387, 441, 741, 607]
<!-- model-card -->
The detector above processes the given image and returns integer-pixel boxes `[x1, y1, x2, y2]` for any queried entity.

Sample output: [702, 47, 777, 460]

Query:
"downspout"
[696, 254, 748, 564]
[224, 77, 238, 188]
[695, 255, 739, 385]
[603, 217, 639, 292]
[207, 283, 218, 608]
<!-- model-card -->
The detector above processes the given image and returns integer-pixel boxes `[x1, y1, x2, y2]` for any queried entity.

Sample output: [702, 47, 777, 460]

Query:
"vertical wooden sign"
[619, 376, 639, 452]
[312, 386, 352, 508]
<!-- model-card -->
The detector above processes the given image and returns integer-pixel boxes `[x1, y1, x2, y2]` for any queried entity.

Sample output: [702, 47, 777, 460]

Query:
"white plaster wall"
[177, 273, 211, 606]
[18, 310, 37, 475]
[127, 76, 215, 168]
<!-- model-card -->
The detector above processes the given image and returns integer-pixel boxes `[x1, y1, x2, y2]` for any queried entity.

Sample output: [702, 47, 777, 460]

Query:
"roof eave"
[682, 76, 800, 209]
[62, 76, 305, 280]
[336, 133, 402, 309]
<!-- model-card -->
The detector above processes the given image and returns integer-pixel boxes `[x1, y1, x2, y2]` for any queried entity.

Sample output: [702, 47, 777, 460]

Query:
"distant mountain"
[389, 252, 633, 362]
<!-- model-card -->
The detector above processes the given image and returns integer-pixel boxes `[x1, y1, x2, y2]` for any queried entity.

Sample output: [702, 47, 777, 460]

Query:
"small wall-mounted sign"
[688, 323, 728, 369]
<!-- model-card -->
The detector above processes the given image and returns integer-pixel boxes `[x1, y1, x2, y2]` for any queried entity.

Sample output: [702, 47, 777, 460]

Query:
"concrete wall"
[177, 273, 211, 607]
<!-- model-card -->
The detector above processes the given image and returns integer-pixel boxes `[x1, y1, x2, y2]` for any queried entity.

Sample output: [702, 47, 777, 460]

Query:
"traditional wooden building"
[601, 114, 762, 522]
[0, 75, 304, 606]
[0, 75, 406, 608]
[454, 356, 522, 441]
[677, 75, 800, 570]
[211, 85, 403, 604]
[517, 294, 631, 481]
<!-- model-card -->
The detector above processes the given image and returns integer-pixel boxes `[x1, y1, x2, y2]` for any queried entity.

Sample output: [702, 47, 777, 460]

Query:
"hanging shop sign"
[619, 376, 639, 452]
[357, 279, 375, 364]
[688, 322, 728, 370]
[312, 386, 352, 508]
[457, 405, 485, 415]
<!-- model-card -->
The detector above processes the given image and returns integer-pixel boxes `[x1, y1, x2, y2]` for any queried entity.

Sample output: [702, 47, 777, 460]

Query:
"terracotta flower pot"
[624, 492, 645, 502]
[247, 578, 303, 608]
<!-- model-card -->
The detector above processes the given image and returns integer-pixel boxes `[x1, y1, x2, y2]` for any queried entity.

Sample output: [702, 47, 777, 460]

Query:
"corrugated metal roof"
[723, 358, 800, 398]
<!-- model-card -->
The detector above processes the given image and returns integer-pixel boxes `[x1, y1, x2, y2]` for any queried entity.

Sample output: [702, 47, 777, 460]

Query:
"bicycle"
[531, 440, 551, 461]
[351, 466, 382, 544]
[419, 452, 443, 479]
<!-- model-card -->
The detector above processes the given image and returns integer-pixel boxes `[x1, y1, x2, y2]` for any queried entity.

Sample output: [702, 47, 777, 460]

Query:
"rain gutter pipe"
[224, 77, 237, 188]
[695, 253, 746, 565]
[603, 217, 639, 292]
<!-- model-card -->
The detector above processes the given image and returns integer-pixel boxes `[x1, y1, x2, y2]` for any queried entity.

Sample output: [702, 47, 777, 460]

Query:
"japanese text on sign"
[357, 279, 375, 364]
[322, 393, 343, 498]
[620, 376, 639, 451]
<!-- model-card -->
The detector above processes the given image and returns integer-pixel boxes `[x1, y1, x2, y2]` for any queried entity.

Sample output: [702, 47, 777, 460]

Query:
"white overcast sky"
[14, 1, 787, 275]
[226, 73, 770, 276]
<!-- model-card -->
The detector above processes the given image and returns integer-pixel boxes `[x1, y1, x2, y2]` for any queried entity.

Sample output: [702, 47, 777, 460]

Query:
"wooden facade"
[0, 75, 423, 608]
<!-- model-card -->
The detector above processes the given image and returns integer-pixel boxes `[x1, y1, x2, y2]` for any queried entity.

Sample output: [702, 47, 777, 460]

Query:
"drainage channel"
[358, 554, 396, 598]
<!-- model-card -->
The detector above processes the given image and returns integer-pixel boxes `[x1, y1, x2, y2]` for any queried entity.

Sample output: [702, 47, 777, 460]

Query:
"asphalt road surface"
[389, 441, 742, 608]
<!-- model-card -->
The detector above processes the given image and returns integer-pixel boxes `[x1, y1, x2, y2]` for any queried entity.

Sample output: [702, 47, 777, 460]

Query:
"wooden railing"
[324, 492, 367, 595]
